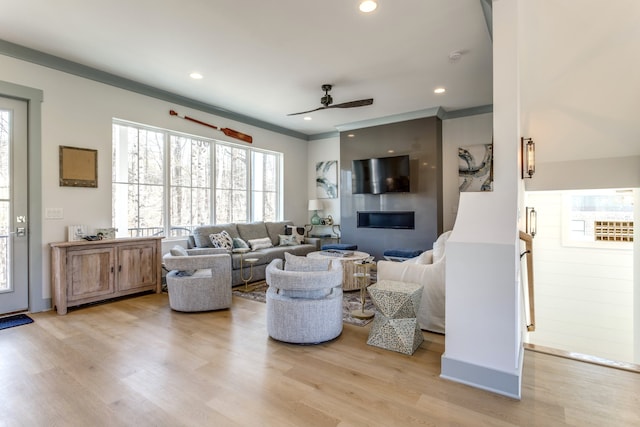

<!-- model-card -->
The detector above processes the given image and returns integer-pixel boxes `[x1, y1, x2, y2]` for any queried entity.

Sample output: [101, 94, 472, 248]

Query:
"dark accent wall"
[340, 116, 443, 260]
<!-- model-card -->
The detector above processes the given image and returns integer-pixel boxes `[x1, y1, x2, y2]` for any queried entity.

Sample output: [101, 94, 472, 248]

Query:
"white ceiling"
[0, 0, 493, 137]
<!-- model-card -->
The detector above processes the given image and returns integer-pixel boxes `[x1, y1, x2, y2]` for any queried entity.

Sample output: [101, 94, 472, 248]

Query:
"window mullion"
[164, 132, 172, 236]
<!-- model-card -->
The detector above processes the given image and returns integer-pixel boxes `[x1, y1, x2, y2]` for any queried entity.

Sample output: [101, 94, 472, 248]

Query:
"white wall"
[1, 54, 309, 306]
[441, 0, 522, 399]
[526, 191, 634, 362]
[517, 1, 640, 365]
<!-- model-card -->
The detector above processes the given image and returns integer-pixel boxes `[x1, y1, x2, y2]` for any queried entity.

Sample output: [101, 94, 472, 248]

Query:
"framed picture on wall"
[458, 144, 493, 192]
[59, 145, 98, 188]
[316, 160, 338, 199]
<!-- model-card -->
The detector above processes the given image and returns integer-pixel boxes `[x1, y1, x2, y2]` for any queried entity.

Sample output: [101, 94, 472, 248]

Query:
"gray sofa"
[191, 221, 317, 287]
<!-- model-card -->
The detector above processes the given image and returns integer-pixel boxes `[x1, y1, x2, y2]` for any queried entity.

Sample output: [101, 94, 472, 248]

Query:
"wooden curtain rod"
[169, 110, 253, 143]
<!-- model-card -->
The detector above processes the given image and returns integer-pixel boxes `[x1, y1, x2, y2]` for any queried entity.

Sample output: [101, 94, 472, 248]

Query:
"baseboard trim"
[440, 348, 523, 400]
[524, 343, 640, 374]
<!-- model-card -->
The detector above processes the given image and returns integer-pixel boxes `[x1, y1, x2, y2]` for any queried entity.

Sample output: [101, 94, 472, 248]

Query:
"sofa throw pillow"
[248, 237, 273, 251]
[169, 245, 189, 257]
[284, 252, 330, 272]
[284, 225, 305, 244]
[232, 237, 249, 249]
[279, 234, 298, 246]
[210, 230, 233, 251]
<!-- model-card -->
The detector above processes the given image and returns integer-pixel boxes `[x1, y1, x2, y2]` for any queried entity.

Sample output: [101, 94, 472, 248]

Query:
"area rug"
[233, 282, 376, 327]
[0, 314, 34, 331]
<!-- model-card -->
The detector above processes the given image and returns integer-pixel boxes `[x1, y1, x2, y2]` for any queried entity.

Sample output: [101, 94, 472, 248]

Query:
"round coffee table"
[307, 250, 371, 291]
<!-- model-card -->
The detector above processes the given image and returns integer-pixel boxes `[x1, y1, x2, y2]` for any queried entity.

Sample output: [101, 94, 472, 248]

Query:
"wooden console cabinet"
[50, 237, 163, 314]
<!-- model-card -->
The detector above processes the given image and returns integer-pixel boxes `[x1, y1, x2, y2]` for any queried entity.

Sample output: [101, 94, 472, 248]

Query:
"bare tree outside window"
[112, 120, 281, 237]
[216, 145, 248, 223]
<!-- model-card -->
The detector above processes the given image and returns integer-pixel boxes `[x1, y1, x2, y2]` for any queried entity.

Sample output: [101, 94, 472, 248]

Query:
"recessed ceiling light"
[388, 149, 395, 153]
[347, 134, 355, 138]
[303, 116, 312, 121]
[434, 87, 446, 94]
[359, 1, 377, 13]
[190, 72, 203, 80]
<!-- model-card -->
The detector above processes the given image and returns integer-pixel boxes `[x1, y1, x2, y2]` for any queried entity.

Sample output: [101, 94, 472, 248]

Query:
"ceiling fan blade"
[287, 106, 327, 116]
[326, 99, 374, 109]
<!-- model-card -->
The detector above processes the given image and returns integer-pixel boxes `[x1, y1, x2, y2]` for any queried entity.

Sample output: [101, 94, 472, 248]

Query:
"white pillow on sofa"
[248, 237, 273, 251]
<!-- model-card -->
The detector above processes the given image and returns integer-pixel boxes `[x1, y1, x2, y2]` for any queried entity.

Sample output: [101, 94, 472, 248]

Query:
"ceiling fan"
[287, 84, 373, 116]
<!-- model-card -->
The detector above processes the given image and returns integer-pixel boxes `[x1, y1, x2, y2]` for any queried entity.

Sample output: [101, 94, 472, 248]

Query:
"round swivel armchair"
[265, 257, 343, 344]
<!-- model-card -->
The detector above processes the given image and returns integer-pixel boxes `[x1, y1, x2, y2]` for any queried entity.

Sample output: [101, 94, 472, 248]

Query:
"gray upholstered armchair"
[163, 246, 232, 312]
[265, 256, 343, 344]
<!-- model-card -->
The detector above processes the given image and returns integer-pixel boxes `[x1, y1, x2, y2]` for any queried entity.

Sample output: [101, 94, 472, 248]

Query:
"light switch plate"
[45, 207, 64, 219]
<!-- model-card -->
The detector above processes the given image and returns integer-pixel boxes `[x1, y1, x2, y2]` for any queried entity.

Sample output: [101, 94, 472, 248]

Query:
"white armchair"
[376, 231, 450, 333]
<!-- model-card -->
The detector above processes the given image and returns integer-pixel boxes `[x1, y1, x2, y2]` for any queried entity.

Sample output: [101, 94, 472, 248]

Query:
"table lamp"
[308, 199, 323, 225]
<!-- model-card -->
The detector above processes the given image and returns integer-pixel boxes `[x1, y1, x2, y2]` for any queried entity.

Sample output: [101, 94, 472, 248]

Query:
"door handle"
[16, 227, 26, 237]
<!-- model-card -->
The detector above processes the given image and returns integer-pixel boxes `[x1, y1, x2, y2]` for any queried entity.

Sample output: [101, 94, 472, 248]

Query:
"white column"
[440, 0, 524, 399]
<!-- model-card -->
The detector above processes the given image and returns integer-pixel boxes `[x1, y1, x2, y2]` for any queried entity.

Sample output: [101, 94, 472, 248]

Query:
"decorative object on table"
[67, 224, 87, 241]
[234, 248, 260, 292]
[319, 249, 354, 258]
[308, 199, 324, 225]
[95, 227, 117, 240]
[458, 143, 493, 192]
[59, 146, 98, 188]
[169, 109, 253, 143]
[351, 260, 374, 320]
[315, 160, 338, 199]
[321, 215, 334, 225]
[367, 279, 424, 355]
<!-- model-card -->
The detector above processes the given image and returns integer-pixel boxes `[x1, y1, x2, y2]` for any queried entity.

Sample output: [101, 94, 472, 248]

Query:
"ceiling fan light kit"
[288, 84, 373, 116]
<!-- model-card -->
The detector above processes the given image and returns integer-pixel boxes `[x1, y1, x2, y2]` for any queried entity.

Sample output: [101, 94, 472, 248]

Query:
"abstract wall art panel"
[458, 144, 493, 192]
[316, 160, 338, 199]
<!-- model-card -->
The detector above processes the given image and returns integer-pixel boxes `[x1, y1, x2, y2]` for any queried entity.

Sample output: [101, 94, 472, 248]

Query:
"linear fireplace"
[357, 211, 415, 230]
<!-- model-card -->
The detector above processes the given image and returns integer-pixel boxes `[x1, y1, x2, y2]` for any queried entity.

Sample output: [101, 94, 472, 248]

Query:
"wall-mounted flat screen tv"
[352, 155, 410, 194]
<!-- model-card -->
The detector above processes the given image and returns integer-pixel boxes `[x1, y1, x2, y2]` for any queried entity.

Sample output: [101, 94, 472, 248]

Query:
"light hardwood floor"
[2, 293, 638, 427]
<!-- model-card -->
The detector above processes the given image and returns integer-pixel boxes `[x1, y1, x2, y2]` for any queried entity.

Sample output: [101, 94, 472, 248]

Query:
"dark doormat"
[0, 314, 34, 331]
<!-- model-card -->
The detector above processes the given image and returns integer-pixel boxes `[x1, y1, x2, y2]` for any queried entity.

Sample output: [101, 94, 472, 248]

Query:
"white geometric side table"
[366, 280, 424, 355]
